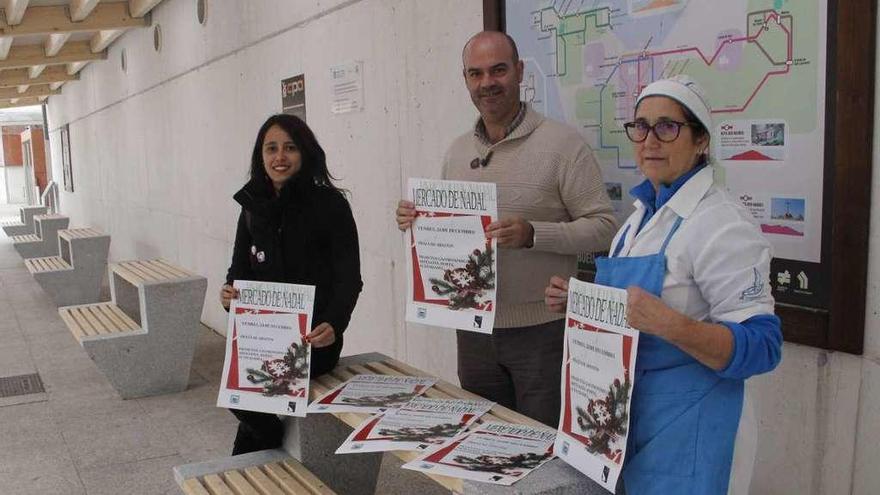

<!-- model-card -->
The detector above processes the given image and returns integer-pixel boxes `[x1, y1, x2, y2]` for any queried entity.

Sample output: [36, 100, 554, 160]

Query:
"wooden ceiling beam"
[0, 41, 104, 70]
[0, 83, 58, 99]
[28, 64, 43, 78]
[0, 67, 78, 87]
[0, 3, 147, 37]
[90, 29, 124, 53]
[66, 61, 89, 75]
[2, 0, 30, 25]
[69, 0, 100, 22]
[130, 0, 163, 18]
[0, 38, 11, 60]
[45, 33, 71, 57]
[0, 96, 40, 108]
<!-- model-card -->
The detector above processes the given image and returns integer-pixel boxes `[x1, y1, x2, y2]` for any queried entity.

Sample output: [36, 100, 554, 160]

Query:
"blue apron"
[595, 215, 743, 495]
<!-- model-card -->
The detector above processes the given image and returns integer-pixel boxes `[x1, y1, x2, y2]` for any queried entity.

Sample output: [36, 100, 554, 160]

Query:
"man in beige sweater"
[397, 31, 616, 426]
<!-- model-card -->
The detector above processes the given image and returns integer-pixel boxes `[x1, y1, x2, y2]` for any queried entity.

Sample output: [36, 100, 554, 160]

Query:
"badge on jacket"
[250, 245, 266, 263]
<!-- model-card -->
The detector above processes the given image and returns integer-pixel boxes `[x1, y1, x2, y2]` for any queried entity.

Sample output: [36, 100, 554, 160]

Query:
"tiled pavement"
[0, 203, 237, 495]
[0, 203, 447, 495]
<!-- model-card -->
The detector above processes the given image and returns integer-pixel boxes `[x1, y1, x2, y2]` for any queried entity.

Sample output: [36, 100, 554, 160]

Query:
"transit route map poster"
[405, 178, 498, 333]
[506, 0, 829, 307]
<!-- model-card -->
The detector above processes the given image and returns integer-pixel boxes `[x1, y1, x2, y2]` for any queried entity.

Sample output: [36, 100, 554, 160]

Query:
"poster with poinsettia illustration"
[336, 397, 494, 454]
[217, 280, 314, 417]
[307, 374, 436, 414]
[555, 278, 639, 492]
[402, 421, 556, 486]
[405, 178, 497, 333]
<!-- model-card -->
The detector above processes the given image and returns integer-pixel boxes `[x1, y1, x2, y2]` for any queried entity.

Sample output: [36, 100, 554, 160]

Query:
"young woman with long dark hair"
[220, 114, 363, 454]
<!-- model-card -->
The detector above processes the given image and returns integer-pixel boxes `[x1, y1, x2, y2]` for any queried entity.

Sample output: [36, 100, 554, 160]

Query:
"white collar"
[629, 166, 715, 219]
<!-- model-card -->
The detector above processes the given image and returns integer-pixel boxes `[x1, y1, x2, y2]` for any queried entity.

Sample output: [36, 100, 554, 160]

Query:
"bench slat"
[242, 466, 286, 495]
[153, 258, 190, 277]
[181, 478, 211, 495]
[86, 305, 117, 332]
[67, 307, 98, 337]
[203, 474, 236, 495]
[263, 462, 311, 495]
[222, 470, 261, 495]
[99, 305, 130, 330]
[59, 303, 140, 342]
[123, 261, 162, 282]
[113, 264, 145, 286]
[77, 306, 109, 335]
[59, 308, 86, 340]
[107, 304, 140, 330]
[279, 460, 338, 495]
[134, 260, 177, 280]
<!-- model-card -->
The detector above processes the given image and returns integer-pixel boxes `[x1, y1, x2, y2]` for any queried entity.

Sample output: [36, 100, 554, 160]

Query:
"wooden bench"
[25, 228, 110, 307]
[12, 214, 70, 259]
[178, 455, 337, 495]
[1, 205, 47, 236]
[175, 353, 598, 495]
[58, 258, 207, 399]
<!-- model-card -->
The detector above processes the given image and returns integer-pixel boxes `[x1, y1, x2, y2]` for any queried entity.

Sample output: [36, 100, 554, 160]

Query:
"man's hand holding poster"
[217, 280, 314, 417]
[405, 178, 497, 333]
[555, 278, 638, 492]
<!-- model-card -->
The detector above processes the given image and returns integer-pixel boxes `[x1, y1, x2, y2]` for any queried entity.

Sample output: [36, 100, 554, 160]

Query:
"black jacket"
[226, 176, 363, 344]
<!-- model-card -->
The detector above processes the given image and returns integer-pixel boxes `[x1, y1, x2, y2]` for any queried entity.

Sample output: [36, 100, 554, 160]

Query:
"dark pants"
[456, 319, 565, 427]
[231, 336, 343, 455]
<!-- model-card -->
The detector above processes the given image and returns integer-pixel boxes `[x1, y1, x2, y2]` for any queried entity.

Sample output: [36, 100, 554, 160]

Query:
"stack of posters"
[403, 422, 556, 486]
[307, 374, 436, 414]
[217, 280, 314, 417]
[336, 397, 494, 454]
[405, 178, 498, 333]
[555, 278, 639, 492]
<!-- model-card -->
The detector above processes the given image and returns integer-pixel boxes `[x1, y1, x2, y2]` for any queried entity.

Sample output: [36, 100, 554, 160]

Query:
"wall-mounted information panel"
[484, 0, 875, 353]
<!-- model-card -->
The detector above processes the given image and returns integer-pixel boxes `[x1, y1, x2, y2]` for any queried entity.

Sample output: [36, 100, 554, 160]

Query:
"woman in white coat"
[545, 75, 782, 494]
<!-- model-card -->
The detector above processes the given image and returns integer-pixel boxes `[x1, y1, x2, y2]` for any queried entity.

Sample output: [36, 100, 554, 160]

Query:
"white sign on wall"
[330, 61, 364, 114]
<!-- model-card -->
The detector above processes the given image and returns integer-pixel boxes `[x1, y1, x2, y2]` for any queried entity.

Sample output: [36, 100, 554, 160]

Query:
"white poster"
[555, 279, 639, 492]
[217, 280, 314, 417]
[405, 178, 498, 333]
[307, 374, 436, 414]
[403, 422, 556, 486]
[330, 60, 364, 114]
[336, 397, 494, 454]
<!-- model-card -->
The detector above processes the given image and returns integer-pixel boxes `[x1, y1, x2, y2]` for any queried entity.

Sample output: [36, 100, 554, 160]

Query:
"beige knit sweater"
[443, 105, 618, 328]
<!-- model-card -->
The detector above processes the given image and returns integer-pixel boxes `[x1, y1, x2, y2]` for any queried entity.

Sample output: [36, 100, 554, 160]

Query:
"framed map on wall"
[484, 0, 875, 354]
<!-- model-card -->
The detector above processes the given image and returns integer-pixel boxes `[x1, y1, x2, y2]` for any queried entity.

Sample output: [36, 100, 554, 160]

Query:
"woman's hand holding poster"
[405, 178, 497, 333]
[217, 280, 314, 417]
[555, 278, 639, 492]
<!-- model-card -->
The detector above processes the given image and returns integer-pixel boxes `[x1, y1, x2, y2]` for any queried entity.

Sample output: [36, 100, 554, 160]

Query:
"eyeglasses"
[623, 120, 696, 143]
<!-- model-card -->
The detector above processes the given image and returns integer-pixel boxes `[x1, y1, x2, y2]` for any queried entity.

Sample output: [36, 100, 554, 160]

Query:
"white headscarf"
[636, 75, 713, 136]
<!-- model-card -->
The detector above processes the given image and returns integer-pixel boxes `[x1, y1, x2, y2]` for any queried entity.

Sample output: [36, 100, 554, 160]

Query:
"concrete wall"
[44, 0, 878, 493]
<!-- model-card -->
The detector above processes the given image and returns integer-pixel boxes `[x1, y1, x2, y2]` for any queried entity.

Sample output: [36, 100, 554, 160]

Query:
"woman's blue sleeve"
[717, 314, 782, 380]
